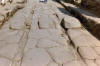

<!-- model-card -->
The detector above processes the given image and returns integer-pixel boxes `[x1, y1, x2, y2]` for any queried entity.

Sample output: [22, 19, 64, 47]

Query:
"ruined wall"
[64, 0, 100, 13]
[76, 0, 100, 13]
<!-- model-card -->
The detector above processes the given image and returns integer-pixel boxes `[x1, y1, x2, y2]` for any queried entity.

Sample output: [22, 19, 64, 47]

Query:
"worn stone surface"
[48, 46, 75, 64]
[94, 47, 100, 55]
[0, 0, 99, 66]
[63, 16, 81, 28]
[85, 60, 97, 66]
[63, 60, 86, 66]
[0, 0, 25, 27]
[78, 47, 98, 59]
[48, 61, 58, 66]
[0, 57, 12, 66]
[67, 28, 100, 47]
[21, 48, 51, 66]
[37, 38, 59, 48]
[0, 44, 19, 59]
[95, 59, 100, 66]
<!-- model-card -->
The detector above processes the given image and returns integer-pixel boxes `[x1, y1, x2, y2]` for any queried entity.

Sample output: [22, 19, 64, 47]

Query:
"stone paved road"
[0, 0, 100, 66]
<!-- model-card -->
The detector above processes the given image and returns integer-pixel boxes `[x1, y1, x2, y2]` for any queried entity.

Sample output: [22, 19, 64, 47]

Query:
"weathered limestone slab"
[48, 46, 75, 64]
[0, 30, 24, 44]
[63, 15, 81, 28]
[29, 29, 50, 39]
[85, 60, 97, 66]
[95, 59, 100, 66]
[94, 47, 100, 55]
[21, 48, 51, 66]
[67, 28, 100, 47]
[0, 41, 8, 48]
[37, 38, 59, 48]
[0, 44, 19, 59]
[0, 30, 18, 40]
[78, 47, 98, 59]
[0, 57, 12, 66]
[39, 14, 56, 29]
[48, 61, 58, 66]
[63, 60, 86, 66]
[9, 10, 26, 30]
[5, 31, 24, 44]
[47, 29, 69, 46]
[24, 39, 37, 52]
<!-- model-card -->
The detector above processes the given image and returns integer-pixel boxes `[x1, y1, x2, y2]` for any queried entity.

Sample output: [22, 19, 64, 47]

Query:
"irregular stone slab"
[95, 59, 100, 66]
[63, 60, 86, 66]
[0, 40, 8, 48]
[0, 57, 12, 66]
[47, 29, 69, 46]
[0, 30, 17, 40]
[67, 28, 100, 47]
[48, 61, 58, 66]
[0, 44, 19, 59]
[0, 30, 24, 44]
[29, 29, 50, 39]
[78, 47, 98, 59]
[9, 10, 25, 30]
[85, 60, 97, 66]
[63, 16, 81, 29]
[39, 14, 56, 29]
[25, 39, 37, 52]
[48, 46, 75, 64]
[21, 48, 51, 66]
[94, 47, 100, 55]
[37, 38, 59, 48]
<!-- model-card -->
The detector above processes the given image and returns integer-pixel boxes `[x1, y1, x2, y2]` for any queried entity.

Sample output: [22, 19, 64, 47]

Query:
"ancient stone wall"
[75, 0, 100, 13]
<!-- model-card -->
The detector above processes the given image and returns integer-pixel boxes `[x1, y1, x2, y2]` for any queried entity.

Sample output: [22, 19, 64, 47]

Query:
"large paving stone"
[78, 47, 98, 59]
[48, 46, 75, 64]
[47, 29, 69, 46]
[63, 16, 81, 29]
[67, 28, 100, 47]
[29, 29, 50, 39]
[94, 47, 100, 55]
[48, 61, 58, 66]
[63, 60, 86, 66]
[0, 30, 24, 44]
[0, 44, 19, 59]
[0, 41, 8, 49]
[95, 59, 100, 66]
[9, 10, 25, 30]
[85, 60, 97, 66]
[37, 38, 59, 48]
[0, 57, 12, 66]
[21, 48, 51, 66]
[25, 38, 38, 52]
[39, 14, 56, 29]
